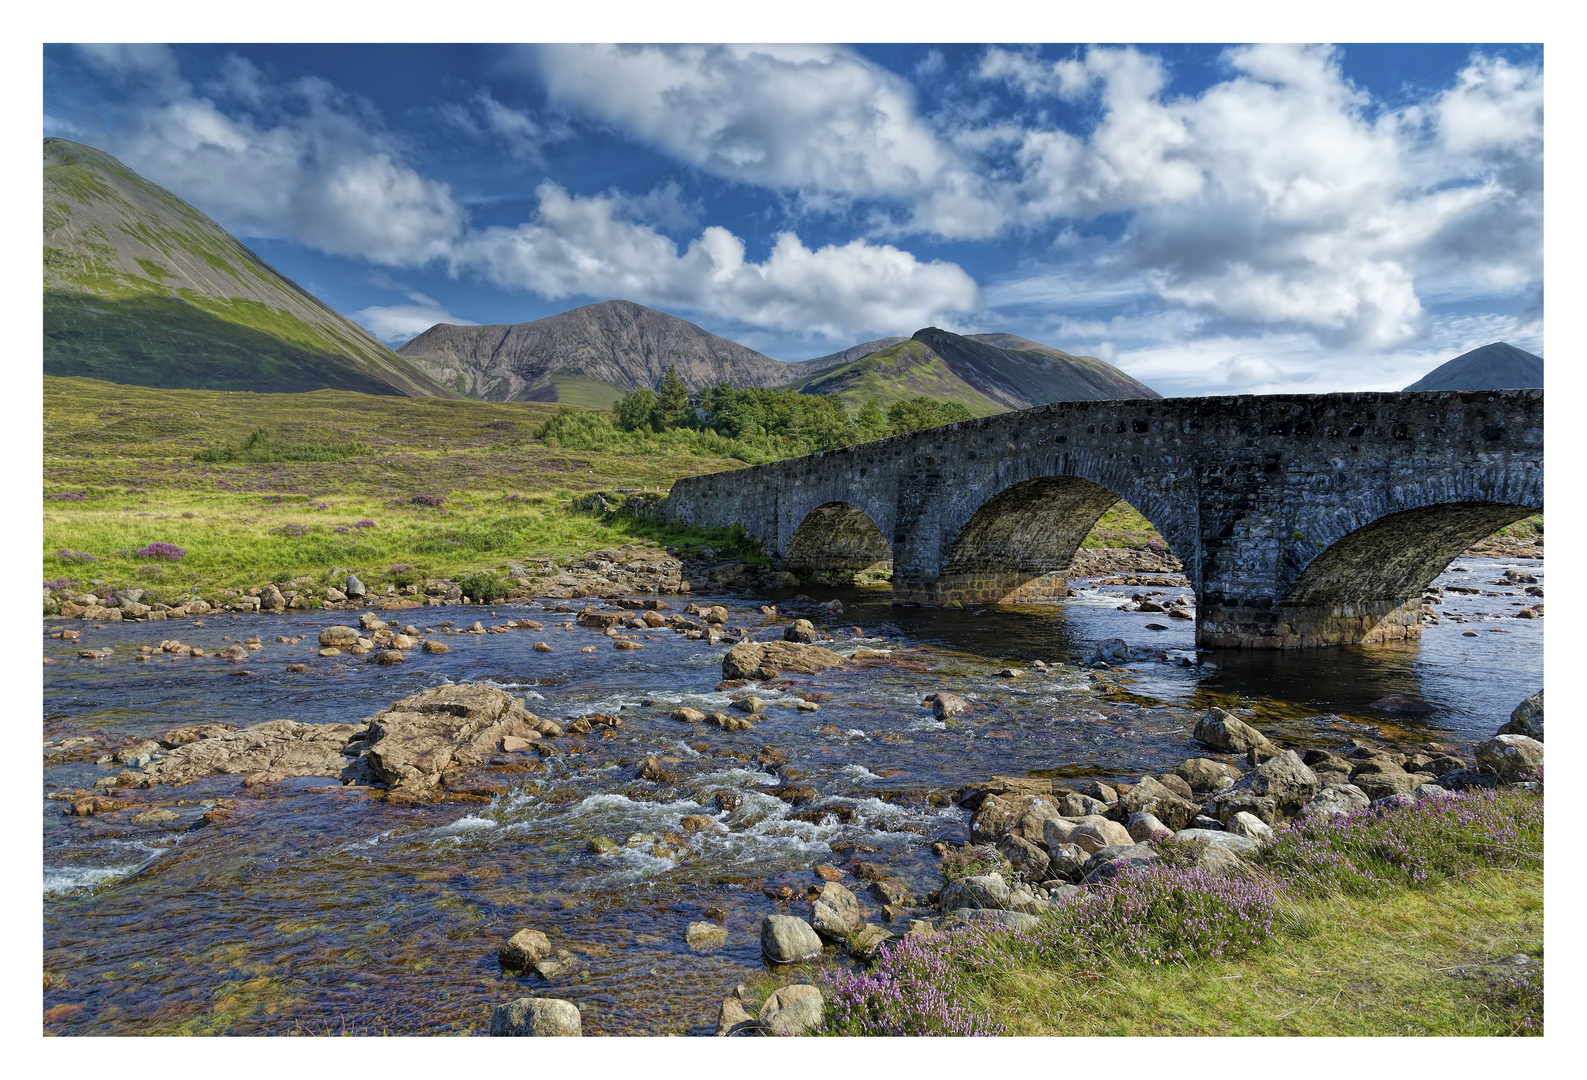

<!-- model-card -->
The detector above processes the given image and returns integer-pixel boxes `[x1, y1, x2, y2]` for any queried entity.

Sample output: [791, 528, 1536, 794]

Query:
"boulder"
[715, 998, 756, 1036]
[703, 606, 729, 625]
[422, 640, 450, 654]
[969, 793, 1040, 843]
[1127, 811, 1172, 843]
[672, 707, 707, 724]
[1193, 709, 1276, 755]
[1172, 757, 1242, 793]
[359, 612, 389, 632]
[761, 915, 823, 964]
[1351, 768, 1417, 801]
[1090, 638, 1130, 664]
[140, 719, 365, 786]
[783, 619, 819, 644]
[1073, 780, 1117, 803]
[1082, 842, 1163, 882]
[1498, 691, 1544, 742]
[1225, 812, 1274, 843]
[1116, 775, 1200, 831]
[685, 922, 728, 952]
[945, 908, 1041, 931]
[1208, 750, 1318, 825]
[1475, 734, 1544, 783]
[810, 882, 863, 939]
[996, 833, 1051, 882]
[344, 574, 365, 599]
[1045, 842, 1088, 883]
[1296, 784, 1371, 820]
[318, 626, 360, 647]
[1154, 773, 1196, 801]
[1066, 818, 1133, 853]
[324, 587, 347, 603]
[500, 928, 553, 968]
[1060, 792, 1109, 818]
[362, 684, 549, 799]
[760, 984, 824, 1036]
[938, 873, 1011, 912]
[259, 585, 286, 612]
[924, 692, 970, 718]
[1439, 768, 1498, 792]
[848, 924, 892, 962]
[722, 641, 844, 681]
[489, 997, 581, 1037]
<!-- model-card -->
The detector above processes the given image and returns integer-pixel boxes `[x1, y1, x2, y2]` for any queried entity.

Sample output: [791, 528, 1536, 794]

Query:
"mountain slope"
[397, 300, 832, 402]
[790, 327, 1160, 415]
[43, 138, 452, 397]
[1403, 342, 1543, 391]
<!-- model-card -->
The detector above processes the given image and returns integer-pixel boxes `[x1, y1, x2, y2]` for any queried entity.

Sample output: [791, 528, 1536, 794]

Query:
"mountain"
[43, 138, 452, 397]
[788, 327, 1161, 416]
[800, 336, 911, 369]
[1403, 342, 1543, 392]
[397, 300, 832, 404]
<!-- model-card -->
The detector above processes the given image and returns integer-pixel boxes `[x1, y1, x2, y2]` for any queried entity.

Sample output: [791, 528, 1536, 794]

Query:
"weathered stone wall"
[663, 389, 1543, 649]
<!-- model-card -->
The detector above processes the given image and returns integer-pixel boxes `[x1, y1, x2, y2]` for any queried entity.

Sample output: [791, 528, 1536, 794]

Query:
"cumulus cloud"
[353, 292, 478, 346]
[455, 183, 979, 338]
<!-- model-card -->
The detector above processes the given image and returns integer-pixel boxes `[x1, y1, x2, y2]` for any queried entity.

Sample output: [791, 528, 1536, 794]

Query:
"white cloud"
[1435, 55, 1543, 155]
[353, 292, 478, 346]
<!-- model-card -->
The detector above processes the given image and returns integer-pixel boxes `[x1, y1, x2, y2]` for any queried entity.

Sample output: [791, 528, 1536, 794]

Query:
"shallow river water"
[41, 557, 1541, 1035]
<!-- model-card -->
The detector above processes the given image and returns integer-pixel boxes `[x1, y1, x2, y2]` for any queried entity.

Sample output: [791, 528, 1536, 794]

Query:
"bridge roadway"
[661, 389, 1543, 649]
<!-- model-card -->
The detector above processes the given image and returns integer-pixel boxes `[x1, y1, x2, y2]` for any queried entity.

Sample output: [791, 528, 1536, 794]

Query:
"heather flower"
[45, 492, 88, 502]
[413, 494, 444, 507]
[352, 520, 376, 529]
[43, 578, 68, 590]
[334, 525, 350, 534]
[56, 548, 97, 564]
[135, 542, 186, 561]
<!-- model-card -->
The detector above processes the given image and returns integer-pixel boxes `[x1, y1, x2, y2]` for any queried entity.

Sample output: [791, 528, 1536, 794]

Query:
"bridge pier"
[661, 390, 1543, 650]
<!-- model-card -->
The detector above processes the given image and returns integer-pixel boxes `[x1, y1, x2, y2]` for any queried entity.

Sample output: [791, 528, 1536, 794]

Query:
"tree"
[887, 396, 974, 434]
[613, 387, 657, 432]
[656, 364, 692, 429]
[855, 398, 890, 442]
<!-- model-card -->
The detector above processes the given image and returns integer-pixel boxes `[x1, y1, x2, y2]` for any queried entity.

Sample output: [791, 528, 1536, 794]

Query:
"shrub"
[352, 520, 376, 529]
[1257, 789, 1543, 898]
[388, 564, 421, 588]
[456, 571, 507, 603]
[45, 491, 88, 501]
[56, 548, 97, 564]
[194, 427, 368, 463]
[43, 578, 69, 590]
[412, 494, 444, 508]
[939, 844, 1014, 883]
[135, 543, 186, 561]
[534, 407, 621, 449]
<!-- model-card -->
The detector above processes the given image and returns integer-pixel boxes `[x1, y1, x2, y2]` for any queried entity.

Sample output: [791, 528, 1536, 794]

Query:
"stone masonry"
[662, 390, 1543, 649]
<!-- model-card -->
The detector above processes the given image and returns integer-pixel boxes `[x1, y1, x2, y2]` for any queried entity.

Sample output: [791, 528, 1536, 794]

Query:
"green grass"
[544, 373, 627, 409]
[978, 871, 1541, 1036]
[793, 340, 1008, 417]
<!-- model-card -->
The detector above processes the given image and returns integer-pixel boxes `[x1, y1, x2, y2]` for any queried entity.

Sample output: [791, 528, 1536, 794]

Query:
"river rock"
[1226, 812, 1274, 842]
[1350, 767, 1417, 800]
[345, 574, 365, 598]
[938, 873, 1011, 912]
[1475, 734, 1544, 783]
[848, 923, 892, 962]
[156, 722, 237, 748]
[1073, 780, 1117, 803]
[318, 626, 360, 647]
[1208, 750, 1318, 825]
[1127, 811, 1172, 843]
[324, 587, 347, 603]
[1193, 709, 1276, 755]
[259, 585, 286, 612]
[140, 718, 366, 786]
[783, 619, 819, 643]
[359, 612, 388, 632]
[715, 998, 756, 1036]
[363, 684, 548, 800]
[810, 881, 863, 938]
[924, 692, 970, 718]
[1116, 775, 1200, 831]
[760, 984, 824, 1036]
[1082, 842, 1163, 882]
[996, 833, 1051, 882]
[1090, 638, 1130, 664]
[489, 997, 581, 1037]
[685, 921, 728, 951]
[422, 640, 449, 654]
[1498, 691, 1544, 741]
[722, 641, 845, 681]
[1060, 792, 1108, 818]
[1296, 784, 1371, 820]
[500, 928, 553, 968]
[761, 914, 823, 964]
[1043, 842, 1087, 883]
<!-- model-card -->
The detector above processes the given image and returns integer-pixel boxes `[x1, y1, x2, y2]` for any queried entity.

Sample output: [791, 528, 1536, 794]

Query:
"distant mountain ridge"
[42, 138, 451, 397]
[1403, 342, 1543, 391]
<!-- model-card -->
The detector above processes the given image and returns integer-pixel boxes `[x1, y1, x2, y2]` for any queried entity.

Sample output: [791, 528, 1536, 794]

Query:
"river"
[40, 556, 1542, 1035]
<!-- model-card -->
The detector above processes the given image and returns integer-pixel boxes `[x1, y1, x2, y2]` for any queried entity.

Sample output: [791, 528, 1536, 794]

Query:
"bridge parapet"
[663, 389, 1543, 649]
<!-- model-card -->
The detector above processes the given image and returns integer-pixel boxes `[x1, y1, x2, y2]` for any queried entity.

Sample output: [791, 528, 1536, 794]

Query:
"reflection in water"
[40, 557, 1539, 1034]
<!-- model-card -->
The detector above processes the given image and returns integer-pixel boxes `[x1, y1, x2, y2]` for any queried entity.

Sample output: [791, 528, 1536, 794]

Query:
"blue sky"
[43, 42, 1542, 395]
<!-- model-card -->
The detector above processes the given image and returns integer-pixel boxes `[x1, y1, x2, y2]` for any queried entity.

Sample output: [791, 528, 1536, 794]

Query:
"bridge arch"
[783, 502, 893, 586]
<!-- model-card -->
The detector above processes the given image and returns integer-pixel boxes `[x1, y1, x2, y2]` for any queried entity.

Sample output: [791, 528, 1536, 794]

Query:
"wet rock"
[141, 719, 365, 786]
[760, 984, 824, 1036]
[422, 640, 449, 654]
[783, 619, 819, 644]
[924, 692, 970, 718]
[1193, 709, 1276, 755]
[130, 808, 180, 826]
[363, 684, 549, 800]
[489, 997, 581, 1037]
[672, 707, 706, 724]
[722, 641, 844, 681]
[761, 914, 823, 964]
[533, 642, 553, 652]
[500, 928, 553, 968]
[157, 723, 237, 748]
[1368, 694, 1436, 714]
[318, 626, 360, 647]
[1089, 638, 1130, 665]
[714, 791, 744, 812]
[359, 612, 389, 632]
[731, 696, 764, 714]
[686, 921, 728, 952]
[374, 650, 405, 665]
[1297, 784, 1371, 820]
[810, 881, 863, 938]
[703, 605, 730, 625]
[587, 836, 616, 854]
[1498, 691, 1543, 742]
[1475, 734, 1544, 783]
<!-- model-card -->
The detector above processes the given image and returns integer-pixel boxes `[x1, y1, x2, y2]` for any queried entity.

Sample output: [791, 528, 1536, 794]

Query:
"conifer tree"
[656, 364, 692, 429]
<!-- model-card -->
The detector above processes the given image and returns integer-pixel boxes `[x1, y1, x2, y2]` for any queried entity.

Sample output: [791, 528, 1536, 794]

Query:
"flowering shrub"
[334, 525, 350, 534]
[1258, 789, 1543, 898]
[939, 843, 1014, 883]
[45, 491, 88, 501]
[352, 520, 376, 529]
[43, 578, 68, 590]
[823, 927, 1006, 1036]
[412, 494, 444, 507]
[135, 542, 186, 561]
[272, 523, 309, 537]
[1485, 964, 1544, 1036]
[56, 548, 97, 564]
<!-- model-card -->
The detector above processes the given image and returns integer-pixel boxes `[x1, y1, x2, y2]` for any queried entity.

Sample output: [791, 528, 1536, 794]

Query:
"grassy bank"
[818, 789, 1543, 1037]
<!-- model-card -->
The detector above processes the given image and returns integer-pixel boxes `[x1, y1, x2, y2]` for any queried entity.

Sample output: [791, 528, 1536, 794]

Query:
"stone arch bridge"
[661, 390, 1543, 649]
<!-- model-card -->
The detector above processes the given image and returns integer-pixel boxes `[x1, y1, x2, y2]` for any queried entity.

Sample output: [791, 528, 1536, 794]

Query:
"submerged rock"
[363, 684, 548, 800]
[140, 719, 366, 787]
[722, 641, 844, 681]
[489, 997, 581, 1037]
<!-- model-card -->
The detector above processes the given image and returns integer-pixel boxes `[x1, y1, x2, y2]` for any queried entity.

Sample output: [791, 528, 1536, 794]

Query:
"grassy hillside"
[791, 339, 1010, 416]
[43, 138, 451, 397]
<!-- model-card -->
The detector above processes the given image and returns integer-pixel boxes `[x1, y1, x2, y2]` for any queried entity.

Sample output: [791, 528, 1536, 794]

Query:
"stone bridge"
[661, 390, 1543, 649]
